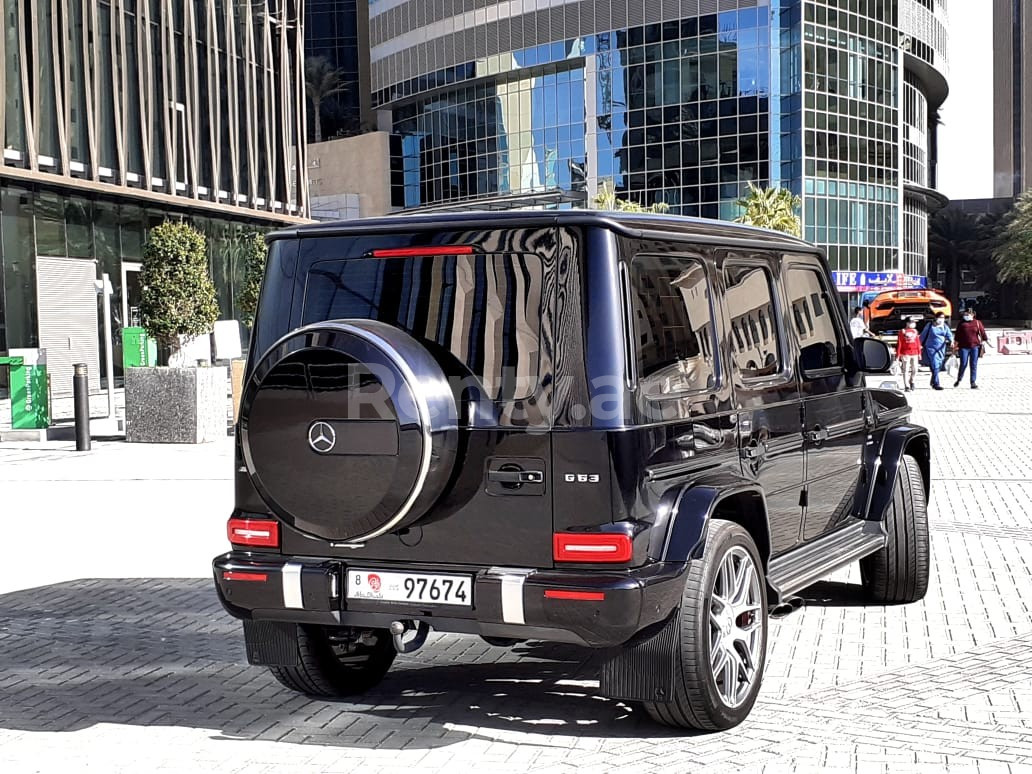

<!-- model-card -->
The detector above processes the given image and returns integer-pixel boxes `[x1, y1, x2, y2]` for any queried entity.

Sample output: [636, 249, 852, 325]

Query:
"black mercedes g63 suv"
[214, 211, 930, 731]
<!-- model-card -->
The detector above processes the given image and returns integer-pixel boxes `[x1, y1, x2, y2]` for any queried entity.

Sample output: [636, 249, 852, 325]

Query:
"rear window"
[302, 253, 544, 401]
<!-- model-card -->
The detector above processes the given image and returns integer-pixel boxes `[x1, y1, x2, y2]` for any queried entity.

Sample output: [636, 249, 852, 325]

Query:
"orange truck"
[865, 289, 952, 335]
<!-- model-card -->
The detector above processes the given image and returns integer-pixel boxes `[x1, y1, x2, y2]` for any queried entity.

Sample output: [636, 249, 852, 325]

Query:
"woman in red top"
[896, 318, 922, 392]
[953, 308, 989, 388]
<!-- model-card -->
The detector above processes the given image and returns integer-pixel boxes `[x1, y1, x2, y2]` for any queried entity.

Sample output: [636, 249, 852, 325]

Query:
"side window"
[785, 266, 843, 371]
[724, 264, 781, 379]
[630, 255, 718, 397]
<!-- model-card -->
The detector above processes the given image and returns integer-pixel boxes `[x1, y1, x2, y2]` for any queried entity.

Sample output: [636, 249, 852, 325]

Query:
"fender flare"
[863, 424, 930, 523]
[653, 481, 771, 566]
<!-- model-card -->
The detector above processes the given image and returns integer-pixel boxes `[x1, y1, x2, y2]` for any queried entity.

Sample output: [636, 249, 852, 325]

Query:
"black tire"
[643, 519, 768, 731]
[269, 625, 396, 698]
[861, 454, 930, 603]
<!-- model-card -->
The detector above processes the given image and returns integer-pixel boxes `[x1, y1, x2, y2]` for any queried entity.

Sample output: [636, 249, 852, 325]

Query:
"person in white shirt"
[849, 306, 872, 340]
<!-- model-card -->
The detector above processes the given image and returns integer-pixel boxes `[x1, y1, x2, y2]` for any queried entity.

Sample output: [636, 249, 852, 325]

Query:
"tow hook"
[390, 620, 430, 653]
[769, 596, 805, 619]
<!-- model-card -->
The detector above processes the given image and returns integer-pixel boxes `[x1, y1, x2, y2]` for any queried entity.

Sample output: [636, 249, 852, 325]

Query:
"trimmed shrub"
[140, 221, 220, 354]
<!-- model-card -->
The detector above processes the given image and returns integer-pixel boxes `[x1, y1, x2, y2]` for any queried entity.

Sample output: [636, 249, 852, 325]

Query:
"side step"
[767, 521, 885, 600]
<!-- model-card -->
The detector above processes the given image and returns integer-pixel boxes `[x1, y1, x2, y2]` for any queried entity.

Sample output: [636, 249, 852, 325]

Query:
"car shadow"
[0, 578, 693, 748]
[799, 580, 872, 607]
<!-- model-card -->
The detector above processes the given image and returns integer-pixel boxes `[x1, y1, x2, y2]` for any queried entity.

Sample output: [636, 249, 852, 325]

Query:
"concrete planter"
[125, 366, 227, 443]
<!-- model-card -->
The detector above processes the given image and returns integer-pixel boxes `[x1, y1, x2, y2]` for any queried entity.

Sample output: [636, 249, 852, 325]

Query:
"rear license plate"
[346, 569, 473, 607]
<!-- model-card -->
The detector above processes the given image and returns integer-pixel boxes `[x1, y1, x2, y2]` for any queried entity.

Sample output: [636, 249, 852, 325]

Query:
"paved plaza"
[2, 353, 1032, 772]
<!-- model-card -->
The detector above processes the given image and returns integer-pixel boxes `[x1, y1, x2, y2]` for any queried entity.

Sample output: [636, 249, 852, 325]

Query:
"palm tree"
[994, 190, 1032, 284]
[929, 207, 982, 311]
[592, 180, 670, 213]
[305, 57, 348, 144]
[734, 182, 801, 236]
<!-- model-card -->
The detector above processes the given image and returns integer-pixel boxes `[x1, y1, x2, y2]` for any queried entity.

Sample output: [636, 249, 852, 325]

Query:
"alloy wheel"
[708, 545, 764, 708]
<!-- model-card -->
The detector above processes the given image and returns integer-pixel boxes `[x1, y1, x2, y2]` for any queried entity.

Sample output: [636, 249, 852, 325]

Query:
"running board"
[767, 521, 885, 600]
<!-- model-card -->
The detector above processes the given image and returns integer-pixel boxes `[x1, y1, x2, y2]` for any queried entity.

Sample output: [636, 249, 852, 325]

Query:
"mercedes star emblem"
[308, 421, 336, 453]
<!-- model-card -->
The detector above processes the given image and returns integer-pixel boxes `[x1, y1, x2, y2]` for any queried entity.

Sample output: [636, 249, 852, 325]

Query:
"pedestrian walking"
[850, 306, 872, 340]
[953, 308, 988, 389]
[896, 318, 921, 391]
[919, 312, 953, 390]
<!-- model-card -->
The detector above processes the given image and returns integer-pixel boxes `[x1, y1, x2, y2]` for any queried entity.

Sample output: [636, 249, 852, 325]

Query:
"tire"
[643, 519, 768, 731]
[269, 625, 396, 698]
[861, 454, 930, 603]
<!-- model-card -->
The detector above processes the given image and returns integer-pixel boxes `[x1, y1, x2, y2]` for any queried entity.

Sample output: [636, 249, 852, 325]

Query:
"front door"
[724, 259, 805, 557]
[783, 260, 870, 541]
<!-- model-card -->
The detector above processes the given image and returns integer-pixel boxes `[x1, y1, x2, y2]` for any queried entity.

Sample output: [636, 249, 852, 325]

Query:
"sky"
[936, 3, 995, 200]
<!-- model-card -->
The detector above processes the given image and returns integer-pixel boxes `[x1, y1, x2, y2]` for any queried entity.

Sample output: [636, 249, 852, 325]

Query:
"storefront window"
[119, 205, 144, 261]
[35, 191, 66, 257]
[93, 201, 121, 274]
[65, 197, 94, 259]
[1, 186, 39, 348]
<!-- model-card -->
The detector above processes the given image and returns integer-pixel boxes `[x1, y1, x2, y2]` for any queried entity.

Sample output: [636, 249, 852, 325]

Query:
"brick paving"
[2, 353, 1032, 772]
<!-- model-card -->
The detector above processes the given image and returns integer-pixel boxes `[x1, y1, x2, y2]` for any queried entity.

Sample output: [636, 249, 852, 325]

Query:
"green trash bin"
[122, 327, 157, 368]
[0, 348, 50, 430]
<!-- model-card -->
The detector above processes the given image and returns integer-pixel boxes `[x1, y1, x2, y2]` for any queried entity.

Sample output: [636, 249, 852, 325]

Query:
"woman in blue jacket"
[920, 312, 954, 390]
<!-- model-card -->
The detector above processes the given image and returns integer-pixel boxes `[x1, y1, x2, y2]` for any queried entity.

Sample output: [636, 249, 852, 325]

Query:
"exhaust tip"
[769, 596, 805, 619]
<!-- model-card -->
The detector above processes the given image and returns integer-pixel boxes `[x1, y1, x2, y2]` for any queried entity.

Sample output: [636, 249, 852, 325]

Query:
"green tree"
[733, 182, 802, 236]
[140, 221, 219, 359]
[929, 207, 981, 310]
[305, 56, 348, 144]
[237, 232, 268, 329]
[592, 180, 670, 213]
[994, 189, 1032, 284]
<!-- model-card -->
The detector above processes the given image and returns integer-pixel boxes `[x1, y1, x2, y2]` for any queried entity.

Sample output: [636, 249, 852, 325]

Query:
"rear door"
[783, 257, 869, 541]
[294, 229, 557, 568]
[723, 257, 805, 557]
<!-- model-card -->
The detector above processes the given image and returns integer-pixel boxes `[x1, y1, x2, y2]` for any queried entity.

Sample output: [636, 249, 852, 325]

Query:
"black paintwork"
[215, 211, 930, 651]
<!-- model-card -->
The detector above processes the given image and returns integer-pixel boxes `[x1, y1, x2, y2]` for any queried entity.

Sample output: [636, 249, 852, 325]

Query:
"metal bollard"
[73, 363, 91, 451]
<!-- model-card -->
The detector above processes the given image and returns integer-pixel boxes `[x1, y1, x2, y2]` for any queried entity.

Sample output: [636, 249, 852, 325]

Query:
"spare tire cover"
[240, 320, 458, 543]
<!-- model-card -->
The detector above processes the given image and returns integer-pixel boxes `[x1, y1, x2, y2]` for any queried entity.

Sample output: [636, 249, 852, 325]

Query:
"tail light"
[553, 532, 632, 563]
[227, 517, 279, 548]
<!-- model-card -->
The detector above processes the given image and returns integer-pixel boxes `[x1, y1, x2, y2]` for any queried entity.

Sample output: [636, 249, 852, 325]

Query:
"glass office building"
[306, 0, 372, 140]
[369, 0, 948, 280]
[1, 0, 308, 375]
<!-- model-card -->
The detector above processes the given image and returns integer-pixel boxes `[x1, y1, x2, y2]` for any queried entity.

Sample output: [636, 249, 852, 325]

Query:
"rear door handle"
[741, 441, 766, 461]
[805, 425, 830, 444]
[488, 470, 544, 484]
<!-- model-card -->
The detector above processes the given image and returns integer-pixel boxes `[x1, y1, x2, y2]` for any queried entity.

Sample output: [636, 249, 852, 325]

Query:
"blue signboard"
[832, 272, 928, 293]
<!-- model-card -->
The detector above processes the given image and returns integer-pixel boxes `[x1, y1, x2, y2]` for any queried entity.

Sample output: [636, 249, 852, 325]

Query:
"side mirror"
[853, 337, 891, 373]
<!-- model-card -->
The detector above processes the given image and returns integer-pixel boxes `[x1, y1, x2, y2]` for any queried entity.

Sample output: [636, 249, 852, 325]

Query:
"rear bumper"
[212, 552, 687, 648]
[869, 310, 933, 333]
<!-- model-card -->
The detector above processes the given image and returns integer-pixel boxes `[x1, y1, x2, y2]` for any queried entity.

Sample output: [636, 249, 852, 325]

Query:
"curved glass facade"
[373, 0, 949, 281]
[903, 72, 929, 188]
[800, 0, 901, 274]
